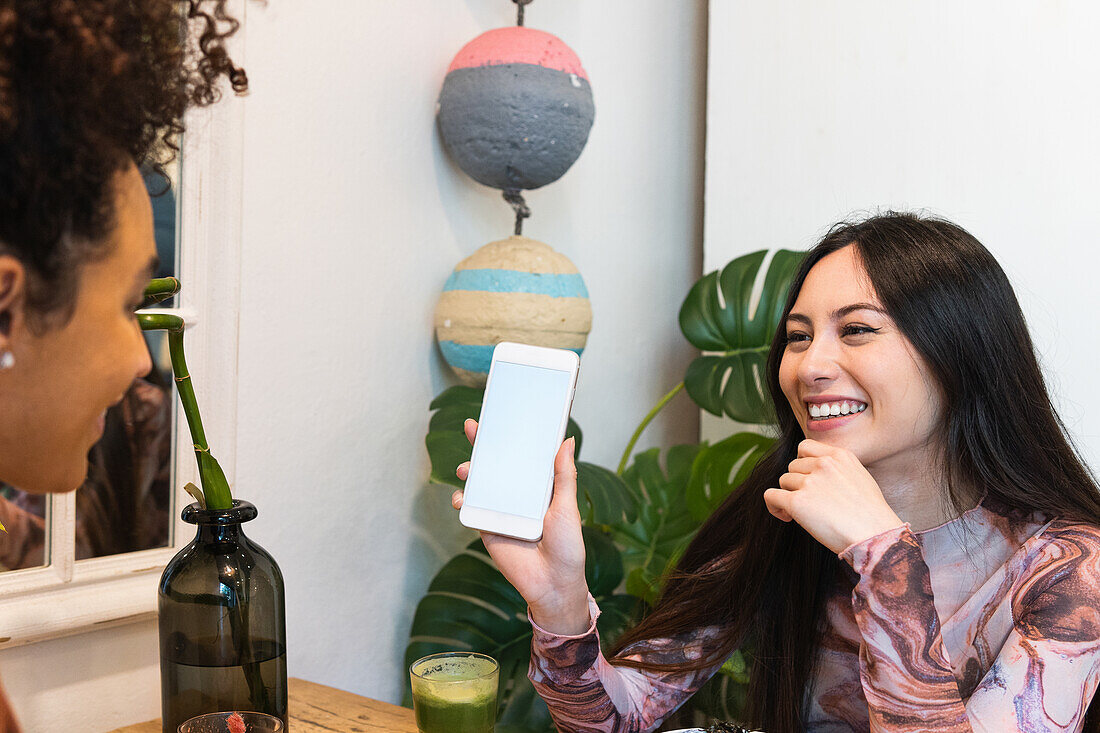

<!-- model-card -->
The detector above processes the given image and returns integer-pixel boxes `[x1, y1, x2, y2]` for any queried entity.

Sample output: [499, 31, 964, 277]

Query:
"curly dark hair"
[0, 0, 247, 329]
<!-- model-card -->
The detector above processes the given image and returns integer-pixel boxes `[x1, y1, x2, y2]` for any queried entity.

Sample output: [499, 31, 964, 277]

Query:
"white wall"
[704, 0, 1100, 469]
[1, 3, 708, 730]
[235, 0, 706, 706]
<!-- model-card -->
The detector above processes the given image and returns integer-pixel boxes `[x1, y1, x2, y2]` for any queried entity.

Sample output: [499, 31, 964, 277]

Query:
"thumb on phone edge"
[550, 437, 580, 520]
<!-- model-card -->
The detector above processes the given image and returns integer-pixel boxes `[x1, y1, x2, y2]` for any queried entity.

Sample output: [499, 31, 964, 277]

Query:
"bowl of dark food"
[177, 711, 284, 733]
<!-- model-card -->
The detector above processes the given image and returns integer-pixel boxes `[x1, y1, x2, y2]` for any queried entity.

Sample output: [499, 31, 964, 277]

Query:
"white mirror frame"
[0, 19, 246, 647]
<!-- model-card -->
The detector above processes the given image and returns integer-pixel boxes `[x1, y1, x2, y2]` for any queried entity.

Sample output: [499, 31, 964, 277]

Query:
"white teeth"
[807, 400, 867, 419]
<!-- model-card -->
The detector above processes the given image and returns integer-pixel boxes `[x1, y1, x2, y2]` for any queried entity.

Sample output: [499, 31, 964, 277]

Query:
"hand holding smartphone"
[459, 342, 580, 542]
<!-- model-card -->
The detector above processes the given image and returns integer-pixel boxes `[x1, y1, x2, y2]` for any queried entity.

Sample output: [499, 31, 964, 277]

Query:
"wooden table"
[110, 677, 418, 733]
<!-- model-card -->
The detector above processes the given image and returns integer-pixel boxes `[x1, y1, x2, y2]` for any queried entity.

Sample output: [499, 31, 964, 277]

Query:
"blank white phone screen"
[467, 360, 573, 519]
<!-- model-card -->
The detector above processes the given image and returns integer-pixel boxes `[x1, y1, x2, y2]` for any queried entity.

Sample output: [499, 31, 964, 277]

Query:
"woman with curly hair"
[0, 1, 246, 728]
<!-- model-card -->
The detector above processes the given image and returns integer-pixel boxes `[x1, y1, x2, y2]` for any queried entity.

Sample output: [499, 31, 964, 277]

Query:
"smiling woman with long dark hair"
[0, 1, 244, 729]
[453, 212, 1100, 732]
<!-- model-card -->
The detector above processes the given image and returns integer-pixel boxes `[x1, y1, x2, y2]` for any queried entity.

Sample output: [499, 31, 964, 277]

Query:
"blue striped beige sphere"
[435, 236, 593, 386]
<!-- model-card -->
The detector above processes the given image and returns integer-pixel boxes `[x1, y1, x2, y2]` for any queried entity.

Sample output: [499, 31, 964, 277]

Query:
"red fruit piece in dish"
[226, 712, 246, 733]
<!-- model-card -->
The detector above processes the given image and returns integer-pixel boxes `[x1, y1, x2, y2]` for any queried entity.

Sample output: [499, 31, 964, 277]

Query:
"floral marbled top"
[529, 499, 1100, 732]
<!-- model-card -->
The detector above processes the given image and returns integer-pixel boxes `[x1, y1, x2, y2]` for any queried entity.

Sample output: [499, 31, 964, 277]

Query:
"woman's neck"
[866, 453, 962, 533]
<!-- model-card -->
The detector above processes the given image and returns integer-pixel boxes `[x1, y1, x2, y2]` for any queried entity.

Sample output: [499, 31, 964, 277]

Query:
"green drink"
[410, 652, 498, 733]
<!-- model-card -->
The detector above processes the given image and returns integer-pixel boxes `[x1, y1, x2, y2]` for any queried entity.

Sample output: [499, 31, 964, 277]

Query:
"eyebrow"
[786, 302, 888, 326]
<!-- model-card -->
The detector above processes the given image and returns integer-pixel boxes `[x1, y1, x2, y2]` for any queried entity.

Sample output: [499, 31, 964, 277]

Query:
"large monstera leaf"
[679, 249, 804, 422]
[425, 386, 638, 525]
[404, 527, 635, 733]
[608, 444, 705, 606]
[685, 432, 776, 521]
[602, 441, 767, 723]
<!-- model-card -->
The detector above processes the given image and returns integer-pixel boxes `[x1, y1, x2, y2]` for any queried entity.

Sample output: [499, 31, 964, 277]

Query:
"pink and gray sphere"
[437, 27, 595, 191]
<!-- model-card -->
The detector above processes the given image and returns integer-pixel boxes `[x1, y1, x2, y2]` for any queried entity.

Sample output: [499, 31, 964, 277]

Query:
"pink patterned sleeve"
[528, 594, 725, 733]
[842, 522, 1100, 732]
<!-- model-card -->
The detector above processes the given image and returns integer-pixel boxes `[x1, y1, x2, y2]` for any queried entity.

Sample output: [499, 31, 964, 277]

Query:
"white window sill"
[0, 546, 177, 649]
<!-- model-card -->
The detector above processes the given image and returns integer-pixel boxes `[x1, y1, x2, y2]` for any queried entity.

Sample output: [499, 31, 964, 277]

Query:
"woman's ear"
[0, 255, 27, 358]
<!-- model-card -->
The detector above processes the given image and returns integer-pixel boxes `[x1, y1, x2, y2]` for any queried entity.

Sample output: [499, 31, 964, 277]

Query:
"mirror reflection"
[0, 166, 178, 571]
[0, 485, 45, 571]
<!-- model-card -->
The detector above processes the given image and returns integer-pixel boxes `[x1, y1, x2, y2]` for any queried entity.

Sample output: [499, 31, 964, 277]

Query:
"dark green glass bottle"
[158, 500, 287, 733]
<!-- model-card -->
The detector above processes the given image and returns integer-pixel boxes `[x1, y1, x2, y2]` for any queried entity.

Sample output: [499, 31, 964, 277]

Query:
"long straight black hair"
[609, 212, 1100, 732]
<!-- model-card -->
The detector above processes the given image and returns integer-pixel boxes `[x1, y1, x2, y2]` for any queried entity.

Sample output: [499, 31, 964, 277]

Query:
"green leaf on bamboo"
[198, 452, 233, 511]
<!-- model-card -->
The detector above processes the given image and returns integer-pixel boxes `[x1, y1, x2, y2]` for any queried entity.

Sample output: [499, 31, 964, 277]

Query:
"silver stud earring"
[0, 350, 13, 370]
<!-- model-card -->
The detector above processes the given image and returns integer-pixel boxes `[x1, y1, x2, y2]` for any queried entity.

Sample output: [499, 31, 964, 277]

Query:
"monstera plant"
[408, 249, 803, 731]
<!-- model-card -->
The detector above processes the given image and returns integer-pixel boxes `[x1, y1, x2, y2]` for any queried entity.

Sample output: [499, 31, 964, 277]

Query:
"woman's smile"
[804, 396, 869, 430]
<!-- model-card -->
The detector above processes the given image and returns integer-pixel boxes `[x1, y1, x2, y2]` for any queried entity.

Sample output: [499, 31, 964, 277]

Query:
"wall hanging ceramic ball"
[437, 26, 595, 191]
[435, 235, 593, 387]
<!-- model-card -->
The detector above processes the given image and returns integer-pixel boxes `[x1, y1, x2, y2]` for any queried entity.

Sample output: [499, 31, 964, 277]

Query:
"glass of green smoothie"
[409, 652, 498, 733]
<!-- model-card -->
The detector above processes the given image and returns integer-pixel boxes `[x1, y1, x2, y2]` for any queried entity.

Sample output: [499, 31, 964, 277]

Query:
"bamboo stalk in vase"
[137, 291, 233, 511]
[139, 279, 271, 715]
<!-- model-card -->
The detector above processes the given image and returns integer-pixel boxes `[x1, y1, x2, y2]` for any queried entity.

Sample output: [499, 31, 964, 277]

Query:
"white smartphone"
[459, 342, 580, 541]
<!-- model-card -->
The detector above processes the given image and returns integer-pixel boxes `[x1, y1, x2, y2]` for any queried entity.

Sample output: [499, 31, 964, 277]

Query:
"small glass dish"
[177, 711, 284, 733]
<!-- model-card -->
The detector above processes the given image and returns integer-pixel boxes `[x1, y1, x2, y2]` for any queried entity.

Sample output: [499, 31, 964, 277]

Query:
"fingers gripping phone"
[459, 342, 580, 541]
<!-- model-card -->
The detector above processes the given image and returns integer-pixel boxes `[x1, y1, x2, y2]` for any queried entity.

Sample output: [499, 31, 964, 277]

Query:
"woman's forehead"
[109, 166, 157, 267]
[792, 246, 882, 315]
[77, 165, 157, 295]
